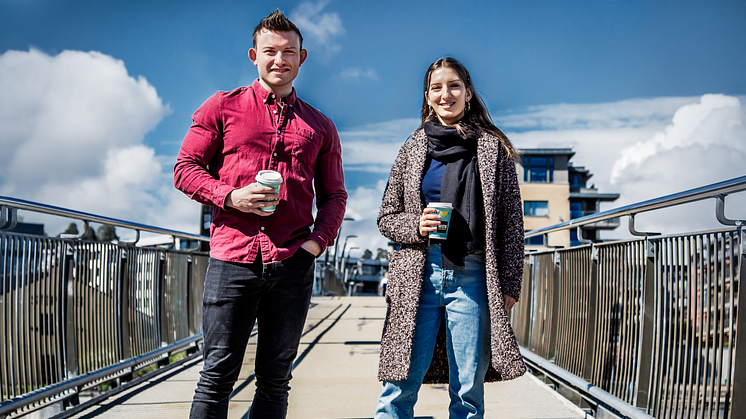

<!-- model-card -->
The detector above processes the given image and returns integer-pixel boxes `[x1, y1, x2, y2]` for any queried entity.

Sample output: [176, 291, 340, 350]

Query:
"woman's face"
[426, 66, 472, 126]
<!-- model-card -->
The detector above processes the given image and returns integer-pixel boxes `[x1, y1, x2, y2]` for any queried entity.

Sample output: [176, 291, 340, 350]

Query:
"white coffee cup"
[255, 170, 283, 212]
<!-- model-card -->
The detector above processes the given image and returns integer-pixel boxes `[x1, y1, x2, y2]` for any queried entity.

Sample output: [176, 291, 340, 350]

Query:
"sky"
[1, 0, 745, 255]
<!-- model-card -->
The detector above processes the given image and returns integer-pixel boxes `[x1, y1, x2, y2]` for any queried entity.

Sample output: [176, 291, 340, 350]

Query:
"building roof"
[569, 192, 620, 201]
[519, 148, 575, 157]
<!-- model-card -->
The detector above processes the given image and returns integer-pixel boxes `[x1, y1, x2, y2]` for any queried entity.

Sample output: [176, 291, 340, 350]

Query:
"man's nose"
[274, 53, 286, 65]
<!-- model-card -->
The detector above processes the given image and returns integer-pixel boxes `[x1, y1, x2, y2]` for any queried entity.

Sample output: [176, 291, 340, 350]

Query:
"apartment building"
[517, 148, 620, 249]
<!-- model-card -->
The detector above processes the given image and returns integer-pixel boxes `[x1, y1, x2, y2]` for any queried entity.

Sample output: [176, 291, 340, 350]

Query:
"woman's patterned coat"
[377, 128, 526, 383]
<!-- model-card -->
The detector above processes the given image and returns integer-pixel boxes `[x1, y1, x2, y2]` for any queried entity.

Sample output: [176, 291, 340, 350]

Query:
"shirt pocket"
[292, 128, 323, 176]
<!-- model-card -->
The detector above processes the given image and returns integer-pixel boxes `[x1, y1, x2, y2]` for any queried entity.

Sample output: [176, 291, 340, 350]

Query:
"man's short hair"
[253, 9, 304, 49]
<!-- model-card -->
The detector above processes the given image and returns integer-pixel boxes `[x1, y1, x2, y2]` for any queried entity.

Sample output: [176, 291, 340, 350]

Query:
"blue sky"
[1, 0, 745, 252]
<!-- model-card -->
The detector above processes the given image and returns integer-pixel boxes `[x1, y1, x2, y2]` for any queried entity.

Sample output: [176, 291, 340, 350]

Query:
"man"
[174, 10, 347, 419]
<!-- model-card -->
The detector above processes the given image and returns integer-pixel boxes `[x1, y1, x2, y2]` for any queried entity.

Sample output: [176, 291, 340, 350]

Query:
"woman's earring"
[466, 101, 471, 113]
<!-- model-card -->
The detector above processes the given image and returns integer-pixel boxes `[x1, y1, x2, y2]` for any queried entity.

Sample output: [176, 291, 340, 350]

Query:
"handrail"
[525, 174, 746, 238]
[521, 349, 655, 419]
[0, 195, 209, 242]
[0, 335, 202, 417]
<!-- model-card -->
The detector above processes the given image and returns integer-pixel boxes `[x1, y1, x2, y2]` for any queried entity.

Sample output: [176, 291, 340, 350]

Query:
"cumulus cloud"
[0, 49, 200, 236]
[340, 67, 378, 81]
[289, 0, 345, 58]
[337, 180, 390, 256]
[339, 118, 419, 172]
[501, 95, 746, 237]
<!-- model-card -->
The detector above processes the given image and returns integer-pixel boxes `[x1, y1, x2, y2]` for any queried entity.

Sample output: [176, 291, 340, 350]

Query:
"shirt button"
[260, 227, 265, 231]
[273, 152, 277, 156]
[277, 130, 281, 134]
[273, 110, 277, 114]
[271, 94, 275, 98]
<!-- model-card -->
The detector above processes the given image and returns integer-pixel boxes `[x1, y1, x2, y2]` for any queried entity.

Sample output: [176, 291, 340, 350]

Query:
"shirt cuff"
[307, 231, 329, 251]
[213, 184, 236, 210]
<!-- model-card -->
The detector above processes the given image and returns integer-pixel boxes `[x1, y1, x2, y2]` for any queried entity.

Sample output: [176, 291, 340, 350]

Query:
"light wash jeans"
[375, 244, 491, 419]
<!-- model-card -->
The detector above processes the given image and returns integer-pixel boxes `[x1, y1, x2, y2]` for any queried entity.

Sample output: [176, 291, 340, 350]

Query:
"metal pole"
[634, 238, 656, 410]
[730, 226, 746, 414]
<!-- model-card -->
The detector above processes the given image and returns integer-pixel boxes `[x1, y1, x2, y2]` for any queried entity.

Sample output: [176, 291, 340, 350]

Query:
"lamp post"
[343, 247, 359, 296]
[332, 217, 355, 271]
[342, 246, 359, 282]
[338, 234, 357, 271]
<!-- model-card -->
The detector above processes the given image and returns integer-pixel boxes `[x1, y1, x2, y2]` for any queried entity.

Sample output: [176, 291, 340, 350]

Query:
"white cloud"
[337, 180, 390, 256]
[610, 94, 744, 183]
[289, 1, 345, 58]
[502, 95, 746, 237]
[340, 67, 378, 81]
[339, 118, 419, 172]
[498, 97, 696, 131]
[0, 49, 200, 236]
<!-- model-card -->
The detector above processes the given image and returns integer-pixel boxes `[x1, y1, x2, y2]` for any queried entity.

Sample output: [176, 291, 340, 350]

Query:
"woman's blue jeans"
[375, 244, 491, 419]
[189, 253, 315, 419]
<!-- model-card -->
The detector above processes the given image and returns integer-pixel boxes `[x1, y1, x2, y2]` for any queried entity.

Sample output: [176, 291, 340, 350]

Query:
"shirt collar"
[252, 79, 297, 107]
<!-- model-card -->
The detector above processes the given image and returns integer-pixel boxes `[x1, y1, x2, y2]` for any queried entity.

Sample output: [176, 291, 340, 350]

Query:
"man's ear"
[248, 48, 257, 65]
[299, 49, 308, 66]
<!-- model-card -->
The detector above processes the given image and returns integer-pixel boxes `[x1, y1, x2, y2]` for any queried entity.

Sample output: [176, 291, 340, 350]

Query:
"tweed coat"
[377, 127, 526, 384]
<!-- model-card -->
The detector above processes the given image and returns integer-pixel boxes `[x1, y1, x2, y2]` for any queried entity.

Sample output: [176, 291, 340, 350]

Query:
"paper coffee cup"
[255, 170, 283, 212]
[427, 202, 452, 239]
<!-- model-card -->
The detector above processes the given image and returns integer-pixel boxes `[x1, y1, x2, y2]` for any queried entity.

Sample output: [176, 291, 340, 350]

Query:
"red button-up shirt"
[174, 79, 347, 264]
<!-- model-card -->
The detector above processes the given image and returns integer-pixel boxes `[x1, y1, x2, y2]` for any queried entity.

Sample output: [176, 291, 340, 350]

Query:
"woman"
[374, 57, 526, 419]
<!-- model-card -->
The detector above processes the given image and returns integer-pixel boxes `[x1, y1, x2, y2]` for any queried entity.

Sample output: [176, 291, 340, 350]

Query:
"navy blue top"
[422, 159, 446, 205]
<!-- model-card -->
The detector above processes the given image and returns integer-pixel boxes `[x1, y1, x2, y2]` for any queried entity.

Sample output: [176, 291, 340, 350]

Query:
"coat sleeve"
[497, 157, 525, 300]
[377, 144, 428, 245]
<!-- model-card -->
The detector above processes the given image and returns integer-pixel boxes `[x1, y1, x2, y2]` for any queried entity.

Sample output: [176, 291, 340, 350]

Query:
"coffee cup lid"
[256, 170, 282, 183]
[427, 202, 452, 208]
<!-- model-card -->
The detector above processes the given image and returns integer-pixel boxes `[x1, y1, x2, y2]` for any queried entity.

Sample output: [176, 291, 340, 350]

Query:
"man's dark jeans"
[189, 250, 316, 419]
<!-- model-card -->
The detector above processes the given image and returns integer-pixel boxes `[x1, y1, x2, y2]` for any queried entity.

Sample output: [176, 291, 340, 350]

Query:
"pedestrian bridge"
[1, 175, 745, 419]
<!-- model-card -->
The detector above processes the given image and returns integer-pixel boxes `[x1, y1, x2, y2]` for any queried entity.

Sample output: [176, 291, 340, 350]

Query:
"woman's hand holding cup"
[419, 207, 442, 237]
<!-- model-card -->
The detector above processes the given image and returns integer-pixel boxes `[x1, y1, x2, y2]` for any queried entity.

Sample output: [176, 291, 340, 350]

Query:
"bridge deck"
[67, 297, 584, 419]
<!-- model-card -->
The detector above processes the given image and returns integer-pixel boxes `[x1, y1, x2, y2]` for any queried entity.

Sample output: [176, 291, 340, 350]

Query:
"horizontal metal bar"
[0, 335, 202, 417]
[0, 196, 209, 242]
[526, 175, 746, 238]
[521, 348, 655, 419]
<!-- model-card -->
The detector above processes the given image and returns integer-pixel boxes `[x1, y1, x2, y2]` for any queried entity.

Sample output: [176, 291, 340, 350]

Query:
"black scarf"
[424, 121, 485, 269]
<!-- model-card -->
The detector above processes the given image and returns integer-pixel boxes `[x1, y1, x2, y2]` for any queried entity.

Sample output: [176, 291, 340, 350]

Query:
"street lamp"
[332, 217, 355, 271]
[338, 234, 357, 271]
[343, 247, 360, 295]
[342, 246, 359, 278]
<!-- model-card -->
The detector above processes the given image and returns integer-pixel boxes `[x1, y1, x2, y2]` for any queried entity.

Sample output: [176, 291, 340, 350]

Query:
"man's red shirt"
[174, 79, 347, 264]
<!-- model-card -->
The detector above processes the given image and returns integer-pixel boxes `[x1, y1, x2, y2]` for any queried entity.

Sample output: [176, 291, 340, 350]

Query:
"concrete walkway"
[68, 296, 585, 419]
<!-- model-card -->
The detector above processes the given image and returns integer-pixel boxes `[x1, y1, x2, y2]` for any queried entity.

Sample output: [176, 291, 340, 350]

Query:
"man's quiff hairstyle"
[252, 9, 304, 49]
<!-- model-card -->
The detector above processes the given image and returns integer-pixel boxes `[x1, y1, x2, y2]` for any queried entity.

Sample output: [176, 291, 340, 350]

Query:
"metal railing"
[513, 175, 746, 419]
[0, 196, 209, 419]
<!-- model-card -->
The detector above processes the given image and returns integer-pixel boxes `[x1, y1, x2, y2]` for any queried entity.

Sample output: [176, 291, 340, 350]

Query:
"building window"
[523, 156, 554, 183]
[570, 202, 583, 219]
[524, 201, 549, 217]
[525, 233, 544, 246]
[570, 230, 580, 247]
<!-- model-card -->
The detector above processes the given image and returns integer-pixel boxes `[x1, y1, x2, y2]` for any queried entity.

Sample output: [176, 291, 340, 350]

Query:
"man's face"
[249, 29, 307, 95]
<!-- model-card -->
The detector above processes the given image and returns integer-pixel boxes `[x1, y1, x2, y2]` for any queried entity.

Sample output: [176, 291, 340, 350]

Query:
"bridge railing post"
[634, 238, 656, 410]
[730, 226, 746, 415]
[119, 249, 131, 361]
[582, 245, 599, 381]
[60, 242, 79, 407]
[157, 251, 166, 348]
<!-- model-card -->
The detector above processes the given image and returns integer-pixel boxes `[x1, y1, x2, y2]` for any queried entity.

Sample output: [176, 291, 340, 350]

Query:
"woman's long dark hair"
[420, 57, 517, 158]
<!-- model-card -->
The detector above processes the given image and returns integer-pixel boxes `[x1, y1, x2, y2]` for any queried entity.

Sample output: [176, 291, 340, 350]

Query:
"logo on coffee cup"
[427, 202, 452, 240]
